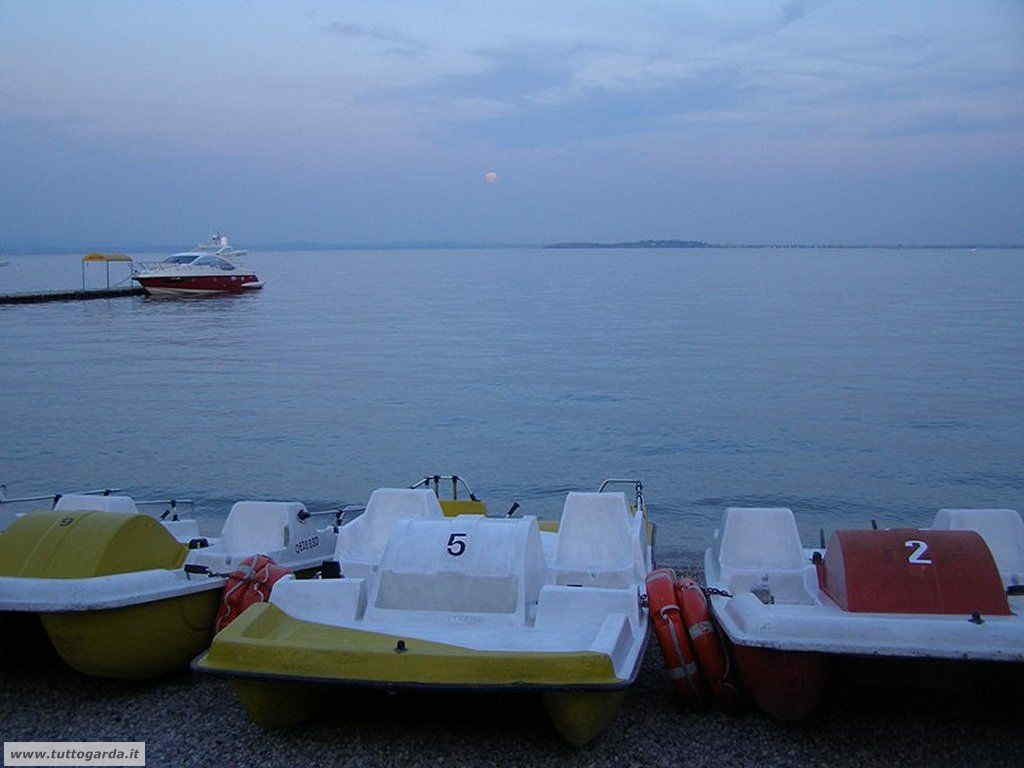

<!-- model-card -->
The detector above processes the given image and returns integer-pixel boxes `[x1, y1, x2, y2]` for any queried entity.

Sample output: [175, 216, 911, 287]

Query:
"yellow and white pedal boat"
[195, 478, 654, 745]
[0, 489, 340, 679]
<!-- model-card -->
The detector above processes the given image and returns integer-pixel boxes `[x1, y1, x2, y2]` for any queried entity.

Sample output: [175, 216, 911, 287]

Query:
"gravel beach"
[2, 564, 1021, 768]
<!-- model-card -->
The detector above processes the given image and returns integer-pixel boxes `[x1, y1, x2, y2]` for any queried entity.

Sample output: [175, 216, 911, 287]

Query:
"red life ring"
[675, 576, 741, 713]
[215, 554, 292, 632]
[645, 568, 705, 705]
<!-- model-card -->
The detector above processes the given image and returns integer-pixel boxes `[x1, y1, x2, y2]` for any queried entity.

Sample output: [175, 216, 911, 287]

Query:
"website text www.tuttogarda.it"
[4, 742, 145, 767]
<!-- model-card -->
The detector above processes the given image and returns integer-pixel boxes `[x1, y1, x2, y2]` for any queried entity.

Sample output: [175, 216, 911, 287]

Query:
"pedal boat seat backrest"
[220, 501, 306, 557]
[710, 507, 812, 602]
[370, 514, 546, 624]
[932, 508, 1024, 582]
[53, 494, 140, 516]
[336, 488, 444, 577]
[553, 491, 640, 589]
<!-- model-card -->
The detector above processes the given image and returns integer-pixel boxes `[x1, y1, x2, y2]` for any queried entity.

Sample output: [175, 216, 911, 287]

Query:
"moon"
[484, 171, 498, 184]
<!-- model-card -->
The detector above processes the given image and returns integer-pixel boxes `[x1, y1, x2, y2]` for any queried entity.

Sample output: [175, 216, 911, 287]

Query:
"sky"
[1, 0, 1022, 248]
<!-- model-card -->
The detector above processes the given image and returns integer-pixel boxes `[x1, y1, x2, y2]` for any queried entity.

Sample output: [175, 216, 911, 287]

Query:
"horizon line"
[5, 240, 1024, 255]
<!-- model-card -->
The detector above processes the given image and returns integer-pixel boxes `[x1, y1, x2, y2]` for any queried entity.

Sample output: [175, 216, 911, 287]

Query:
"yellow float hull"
[195, 602, 639, 745]
[38, 590, 220, 679]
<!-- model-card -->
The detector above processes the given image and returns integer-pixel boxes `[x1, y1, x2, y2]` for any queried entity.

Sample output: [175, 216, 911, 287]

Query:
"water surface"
[2, 247, 1021, 562]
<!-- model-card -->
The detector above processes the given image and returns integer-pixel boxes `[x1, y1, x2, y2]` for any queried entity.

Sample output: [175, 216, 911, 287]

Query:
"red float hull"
[729, 643, 829, 721]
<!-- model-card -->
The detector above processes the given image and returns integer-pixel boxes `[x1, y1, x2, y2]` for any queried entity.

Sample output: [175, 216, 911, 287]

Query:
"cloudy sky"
[1, 0, 1022, 247]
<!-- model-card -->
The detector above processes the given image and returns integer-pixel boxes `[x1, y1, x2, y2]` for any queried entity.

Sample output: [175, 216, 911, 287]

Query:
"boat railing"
[135, 498, 195, 518]
[0, 486, 123, 508]
[132, 260, 174, 274]
[597, 478, 645, 511]
[297, 504, 366, 525]
[0, 487, 197, 520]
[133, 260, 195, 273]
[410, 474, 479, 501]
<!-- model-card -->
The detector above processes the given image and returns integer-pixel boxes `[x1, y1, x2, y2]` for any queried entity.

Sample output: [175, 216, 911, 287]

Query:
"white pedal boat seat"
[932, 508, 1024, 584]
[335, 488, 445, 578]
[553, 491, 647, 589]
[190, 500, 335, 570]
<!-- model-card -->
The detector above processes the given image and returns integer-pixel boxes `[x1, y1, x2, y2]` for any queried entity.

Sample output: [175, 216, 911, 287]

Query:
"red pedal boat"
[703, 506, 1024, 720]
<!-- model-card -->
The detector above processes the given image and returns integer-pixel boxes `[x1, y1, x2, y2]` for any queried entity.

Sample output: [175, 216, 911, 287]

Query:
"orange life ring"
[645, 568, 705, 705]
[675, 576, 741, 713]
[215, 554, 292, 632]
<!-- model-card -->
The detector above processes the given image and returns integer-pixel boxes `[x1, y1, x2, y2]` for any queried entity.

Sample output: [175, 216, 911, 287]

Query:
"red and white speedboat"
[132, 235, 263, 296]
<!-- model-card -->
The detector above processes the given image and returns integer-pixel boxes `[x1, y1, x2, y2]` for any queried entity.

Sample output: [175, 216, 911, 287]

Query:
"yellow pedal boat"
[195, 477, 654, 745]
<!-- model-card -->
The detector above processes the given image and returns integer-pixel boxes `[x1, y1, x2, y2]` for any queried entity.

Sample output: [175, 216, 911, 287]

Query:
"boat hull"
[37, 590, 221, 679]
[230, 678, 332, 729]
[228, 676, 626, 746]
[196, 603, 632, 689]
[729, 641, 1024, 721]
[134, 274, 262, 295]
[729, 643, 829, 721]
[542, 690, 627, 747]
[195, 602, 641, 744]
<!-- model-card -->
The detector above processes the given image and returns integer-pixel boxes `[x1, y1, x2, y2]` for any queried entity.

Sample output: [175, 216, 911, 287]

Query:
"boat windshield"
[193, 255, 236, 270]
[163, 253, 200, 264]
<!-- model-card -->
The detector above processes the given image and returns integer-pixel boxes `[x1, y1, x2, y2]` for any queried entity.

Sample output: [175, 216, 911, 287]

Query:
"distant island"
[546, 239, 710, 249]
[544, 240, 1023, 250]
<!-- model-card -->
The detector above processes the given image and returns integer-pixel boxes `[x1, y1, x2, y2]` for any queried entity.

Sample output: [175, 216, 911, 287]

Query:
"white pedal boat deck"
[196, 481, 654, 745]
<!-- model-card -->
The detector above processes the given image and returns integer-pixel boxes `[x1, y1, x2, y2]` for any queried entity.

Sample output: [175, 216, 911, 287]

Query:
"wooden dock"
[0, 287, 146, 305]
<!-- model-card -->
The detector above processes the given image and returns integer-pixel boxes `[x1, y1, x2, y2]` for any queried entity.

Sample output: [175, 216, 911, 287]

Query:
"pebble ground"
[2, 564, 1021, 768]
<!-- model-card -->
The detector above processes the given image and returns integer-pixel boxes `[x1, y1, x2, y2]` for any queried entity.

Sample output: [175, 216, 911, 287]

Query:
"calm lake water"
[2, 247, 1022, 562]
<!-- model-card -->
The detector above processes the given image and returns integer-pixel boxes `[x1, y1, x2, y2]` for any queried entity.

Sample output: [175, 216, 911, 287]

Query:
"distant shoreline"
[546, 240, 710, 249]
[6, 241, 1023, 255]
[545, 240, 1024, 250]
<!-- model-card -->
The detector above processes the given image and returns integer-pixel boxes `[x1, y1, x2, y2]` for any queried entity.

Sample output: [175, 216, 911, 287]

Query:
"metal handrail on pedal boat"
[0, 486, 123, 507]
[410, 474, 479, 501]
[137, 499, 195, 518]
[0, 487, 195, 524]
[296, 504, 366, 525]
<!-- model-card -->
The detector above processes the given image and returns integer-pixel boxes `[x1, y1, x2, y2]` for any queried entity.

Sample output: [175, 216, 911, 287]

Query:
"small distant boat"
[701, 506, 1024, 720]
[195, 476, 655, 745]
[132, 234, 262, 296]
